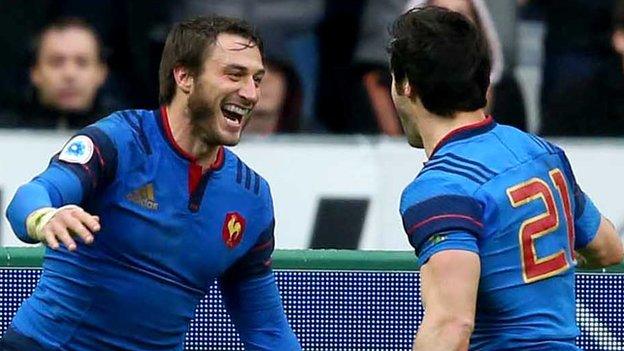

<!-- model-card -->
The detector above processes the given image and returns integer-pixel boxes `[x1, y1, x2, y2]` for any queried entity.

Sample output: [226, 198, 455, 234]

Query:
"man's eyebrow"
[224, 64, 265, 76]
[224, 64, 248, 72]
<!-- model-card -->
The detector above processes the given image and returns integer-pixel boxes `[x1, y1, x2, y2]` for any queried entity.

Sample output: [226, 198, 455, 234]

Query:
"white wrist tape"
[26, 205, 81, 241]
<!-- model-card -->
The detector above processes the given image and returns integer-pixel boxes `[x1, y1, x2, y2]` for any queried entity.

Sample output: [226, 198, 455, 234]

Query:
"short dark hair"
[158, 15, 264, 105]
[32, 17, 104, 66]
[388, 6, 491, 116]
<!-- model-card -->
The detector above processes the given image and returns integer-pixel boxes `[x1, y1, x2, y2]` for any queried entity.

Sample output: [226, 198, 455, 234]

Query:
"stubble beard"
[187, 89, 224, 146]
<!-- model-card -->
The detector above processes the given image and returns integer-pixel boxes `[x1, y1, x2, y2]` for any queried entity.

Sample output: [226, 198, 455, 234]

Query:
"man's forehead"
[40, 28, 99, 54]
[210, 33, 264, 71]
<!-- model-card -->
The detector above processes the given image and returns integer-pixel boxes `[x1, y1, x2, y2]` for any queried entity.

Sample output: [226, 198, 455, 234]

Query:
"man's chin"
[56, 103, 90, 114]
[408, 137, 424, 149]
[218, 132, 243, 147]
[221, 138, 240, 147]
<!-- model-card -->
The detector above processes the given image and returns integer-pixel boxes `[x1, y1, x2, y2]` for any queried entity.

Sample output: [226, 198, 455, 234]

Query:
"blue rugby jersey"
[400, 116, 601, 351]
[6, 107, 300, 350]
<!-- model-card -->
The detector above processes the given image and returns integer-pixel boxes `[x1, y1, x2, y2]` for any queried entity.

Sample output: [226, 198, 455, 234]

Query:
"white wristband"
[26, 205, 81, 242]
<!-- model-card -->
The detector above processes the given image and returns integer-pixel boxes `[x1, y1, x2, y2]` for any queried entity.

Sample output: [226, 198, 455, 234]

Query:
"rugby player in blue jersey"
[388, 7, 624, 351]
[2, 16, 301, 351]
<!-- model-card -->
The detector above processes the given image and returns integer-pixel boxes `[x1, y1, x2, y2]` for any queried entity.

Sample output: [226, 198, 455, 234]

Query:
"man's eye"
[228, 73, 243, 80]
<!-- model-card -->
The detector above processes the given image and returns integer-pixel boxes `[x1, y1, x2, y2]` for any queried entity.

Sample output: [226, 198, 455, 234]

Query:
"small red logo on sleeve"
[222, 212, 246, 249]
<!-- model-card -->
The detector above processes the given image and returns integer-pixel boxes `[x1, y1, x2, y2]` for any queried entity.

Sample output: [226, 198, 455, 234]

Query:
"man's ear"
[173, 65, 194, 95]
[402, 79, 413, 99]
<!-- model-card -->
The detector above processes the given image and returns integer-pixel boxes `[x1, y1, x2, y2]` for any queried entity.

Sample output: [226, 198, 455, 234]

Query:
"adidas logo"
[126, 183, 159, 210]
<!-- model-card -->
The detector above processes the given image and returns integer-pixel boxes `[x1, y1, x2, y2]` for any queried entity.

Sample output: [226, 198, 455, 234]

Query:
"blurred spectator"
[316, 0, 527, 135]
[355, 0, 407, 135]
[407, 0, 527, 130]
[0, 1, 48, 115]
[542, 0, 624, 136]
[316, 0, 405, 134]
[519, 0, 616, 129]
[0, 17, 110, 129]
[246, 59, 302, 135]
[0, 1, 173, 115]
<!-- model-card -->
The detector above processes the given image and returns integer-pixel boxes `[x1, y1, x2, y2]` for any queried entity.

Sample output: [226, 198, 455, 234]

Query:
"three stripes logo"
[126, 183, 159, 210]
[236, 159, 261, 195]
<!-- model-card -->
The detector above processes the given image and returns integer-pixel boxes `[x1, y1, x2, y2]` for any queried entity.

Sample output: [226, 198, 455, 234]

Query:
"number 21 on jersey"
[506, 168, 575, 283]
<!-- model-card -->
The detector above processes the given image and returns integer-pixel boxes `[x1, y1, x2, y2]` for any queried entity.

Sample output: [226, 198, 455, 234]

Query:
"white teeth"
[222, 104, 250, 116]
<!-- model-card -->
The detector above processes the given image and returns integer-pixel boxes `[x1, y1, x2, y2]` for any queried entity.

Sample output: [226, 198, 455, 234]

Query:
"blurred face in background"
[31, 26, 107, 112]
[246, 65, 286, 135]
[613, 27, 624, 60]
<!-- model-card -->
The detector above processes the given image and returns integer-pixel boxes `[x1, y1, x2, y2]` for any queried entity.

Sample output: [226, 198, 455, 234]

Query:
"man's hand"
[26, 205, 101, 251]
[574, 250, 588, 268]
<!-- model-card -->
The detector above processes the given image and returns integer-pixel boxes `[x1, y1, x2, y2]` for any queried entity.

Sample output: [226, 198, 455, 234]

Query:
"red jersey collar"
[430, 115, 496, 158]
[158, 106, 224, 170]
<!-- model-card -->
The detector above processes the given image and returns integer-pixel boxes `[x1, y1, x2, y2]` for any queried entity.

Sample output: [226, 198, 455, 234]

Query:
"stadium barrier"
[1, 247, 623, 350]
[3, 132, 624, 249]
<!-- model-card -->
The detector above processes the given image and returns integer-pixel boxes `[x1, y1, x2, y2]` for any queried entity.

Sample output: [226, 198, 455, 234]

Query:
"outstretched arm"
[221, 272, 300, 350]
[219, 222, 300, 350]
[6, 128, 116, 249]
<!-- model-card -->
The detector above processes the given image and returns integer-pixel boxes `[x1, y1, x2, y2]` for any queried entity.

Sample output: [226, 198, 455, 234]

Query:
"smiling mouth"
[221, 103, 251, 125]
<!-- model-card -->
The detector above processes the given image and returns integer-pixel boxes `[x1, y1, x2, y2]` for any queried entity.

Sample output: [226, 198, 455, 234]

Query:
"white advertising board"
[1, 130, 622, 249]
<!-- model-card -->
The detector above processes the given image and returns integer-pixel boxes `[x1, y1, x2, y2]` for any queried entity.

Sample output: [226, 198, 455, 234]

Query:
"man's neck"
[166, 98, 220, 168]
[419, 109, 487, 158]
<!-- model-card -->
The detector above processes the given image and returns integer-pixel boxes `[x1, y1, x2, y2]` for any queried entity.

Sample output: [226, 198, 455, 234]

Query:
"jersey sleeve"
[219, 272, 301, 350]
[6, 118, 119, 242]
[50, 125, 118, 200]
[400, 175, 484, 260]
[221, 178, 276, 282]
[417, 231, 479, 266]
[550, 144, 602, 248]
[218, 183, 300, 350]
[572, 187, 601, 249]
[221, 220, 275, 282]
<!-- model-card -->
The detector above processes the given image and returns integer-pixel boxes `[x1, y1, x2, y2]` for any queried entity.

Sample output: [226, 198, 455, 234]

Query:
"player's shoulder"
[491, 123, 566, 161]
[87, 109, 155, 152]
[420, 150, 500, 186]
[400, 164, 486, 251]
[57, 109, 149, 164]
[443, 121, 568, 177]
[222, 148, 272, 201]
[401, 168, 480, 214]
[93, 109, 153, 137]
